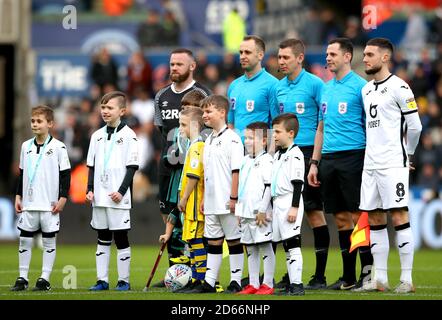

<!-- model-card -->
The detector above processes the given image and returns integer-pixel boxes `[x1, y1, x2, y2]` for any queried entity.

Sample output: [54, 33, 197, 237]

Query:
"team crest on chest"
[338, 102, 347, 114]
[116, 137, 123, 145]
[296, 102, 305, 114]
[246, 100, 255, 112]
[279, 102, 284, 113]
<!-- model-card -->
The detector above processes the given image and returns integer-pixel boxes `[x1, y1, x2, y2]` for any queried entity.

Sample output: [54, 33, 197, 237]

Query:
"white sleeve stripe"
[192, 87, 209, 97]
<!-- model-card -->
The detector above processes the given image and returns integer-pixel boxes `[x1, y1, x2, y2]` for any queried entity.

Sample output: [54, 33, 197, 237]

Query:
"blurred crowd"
[34, 3, 442, 203]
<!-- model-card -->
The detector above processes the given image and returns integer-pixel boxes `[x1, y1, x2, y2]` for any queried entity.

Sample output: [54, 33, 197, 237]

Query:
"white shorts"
[204, 214, 241, 240]
[240, 216, 273, 245]
[91, 207, 131, 231]
[272, 193, 304, 242]
[17, 211, 60, 233]
[360, 167, 409, 211]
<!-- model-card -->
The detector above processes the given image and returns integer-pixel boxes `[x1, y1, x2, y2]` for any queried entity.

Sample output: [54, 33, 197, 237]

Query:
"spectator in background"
[320, 8, 341, 45]
[90, 48, 119, 93]
[411, 63, 430, 100]
[127, 52, 153, 97]
[300, 6, 323, 46]
[161, 0, 187, 32]
[343, 16, 368, 47]
[218, 53, 242, 81]
[194, 50, 209, 84]
[223, 8, 246, 54]
[429, 3, 442, 44]
[58, 110, 89, 169]
[163, 10, 180, 46]
[137, 9, 164, 48]
[201, 64, 221, 91]
[130, 86, 155, 127]
[400, 5, 428, 66]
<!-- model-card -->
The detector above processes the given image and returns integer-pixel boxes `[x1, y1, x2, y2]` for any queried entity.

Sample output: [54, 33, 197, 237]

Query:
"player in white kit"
[360, 38, 422, 293]
[236, 122, 275, 295]
[86, 91, 140, 291]
[12, 105, 71, 291]
[271, 113, 305, 296]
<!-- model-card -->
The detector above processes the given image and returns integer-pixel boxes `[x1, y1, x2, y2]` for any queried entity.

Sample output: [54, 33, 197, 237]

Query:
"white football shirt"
[236, 152, 273, 218]
[20, 136, 71, 211]
[203, 126, 244, 215]
[362, 74, 422, 169]
[271, 144, 304, 198]
[87, 124, 140, 209]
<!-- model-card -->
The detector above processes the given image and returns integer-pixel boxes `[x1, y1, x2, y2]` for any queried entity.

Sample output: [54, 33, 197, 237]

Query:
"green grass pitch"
[0, 244, 441, 300]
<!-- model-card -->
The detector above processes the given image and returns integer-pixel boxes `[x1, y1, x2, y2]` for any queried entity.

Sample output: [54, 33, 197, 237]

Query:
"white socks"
[261, 243, 275, 288]
[205, 251, 222, 287]
[96, 244, 111, 282]
[370, 228, 390, 284]
[288, 247, 303, 284]
[246, 246, 260, 288]
[19, 237, 33, 280]
[396, 226, 414, 283]
[117, 247, 131, 282]
[41, 237, 56, 281]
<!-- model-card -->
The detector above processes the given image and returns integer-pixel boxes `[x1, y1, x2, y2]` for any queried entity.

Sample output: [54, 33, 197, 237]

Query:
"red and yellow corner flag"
[350, 212, 370, 253]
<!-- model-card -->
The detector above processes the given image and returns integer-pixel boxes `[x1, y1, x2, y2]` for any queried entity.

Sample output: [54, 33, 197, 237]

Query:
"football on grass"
[164, 264, 192, 291]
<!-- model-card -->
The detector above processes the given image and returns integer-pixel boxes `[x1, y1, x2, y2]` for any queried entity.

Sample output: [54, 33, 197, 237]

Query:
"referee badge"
[296, 102, 305, 114]
[338, 102, 347, 114]
[246, 100, 255, 112]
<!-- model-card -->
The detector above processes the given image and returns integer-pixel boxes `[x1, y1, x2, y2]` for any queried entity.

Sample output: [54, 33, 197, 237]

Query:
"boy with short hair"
[86, 91, 140, 291]
[12, 105, 71, 291]
[160, 107, 207, 292]
[190, 95, 245, 294]
[236, 122, 275, 295]
[271, 113, 305, 296]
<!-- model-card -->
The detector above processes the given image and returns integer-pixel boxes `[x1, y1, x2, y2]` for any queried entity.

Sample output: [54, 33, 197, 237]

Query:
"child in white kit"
[236, 121, 275, 295]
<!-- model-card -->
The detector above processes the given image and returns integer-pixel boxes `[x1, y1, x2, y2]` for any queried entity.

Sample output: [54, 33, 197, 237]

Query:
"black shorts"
[300, 146, 323, 212]
[319, 149, 364, 214]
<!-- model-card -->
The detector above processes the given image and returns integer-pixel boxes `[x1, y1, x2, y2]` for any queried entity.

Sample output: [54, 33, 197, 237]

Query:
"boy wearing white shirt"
[86, 91, 140, 291]
[236, 122, 275, 295]
[190, 95, 245, 294]
[271, 113, 305, 296]
[12, 105, 71, 291]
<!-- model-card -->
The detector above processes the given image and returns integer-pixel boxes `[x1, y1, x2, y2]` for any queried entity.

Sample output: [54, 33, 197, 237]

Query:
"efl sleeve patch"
[406, 98, 417, 110]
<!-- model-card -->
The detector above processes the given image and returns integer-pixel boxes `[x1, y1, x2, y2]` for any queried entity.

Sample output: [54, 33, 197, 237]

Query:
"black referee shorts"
[319, 149, 365, 214]
[300, 146, 323, 212]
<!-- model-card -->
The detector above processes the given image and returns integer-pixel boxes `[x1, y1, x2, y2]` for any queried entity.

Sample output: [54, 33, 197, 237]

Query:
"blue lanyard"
[103, 125, 118, 173]
[27, 135, 50, 186]
[271, 144, 294, 197]
[238, 151, 265, 200]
